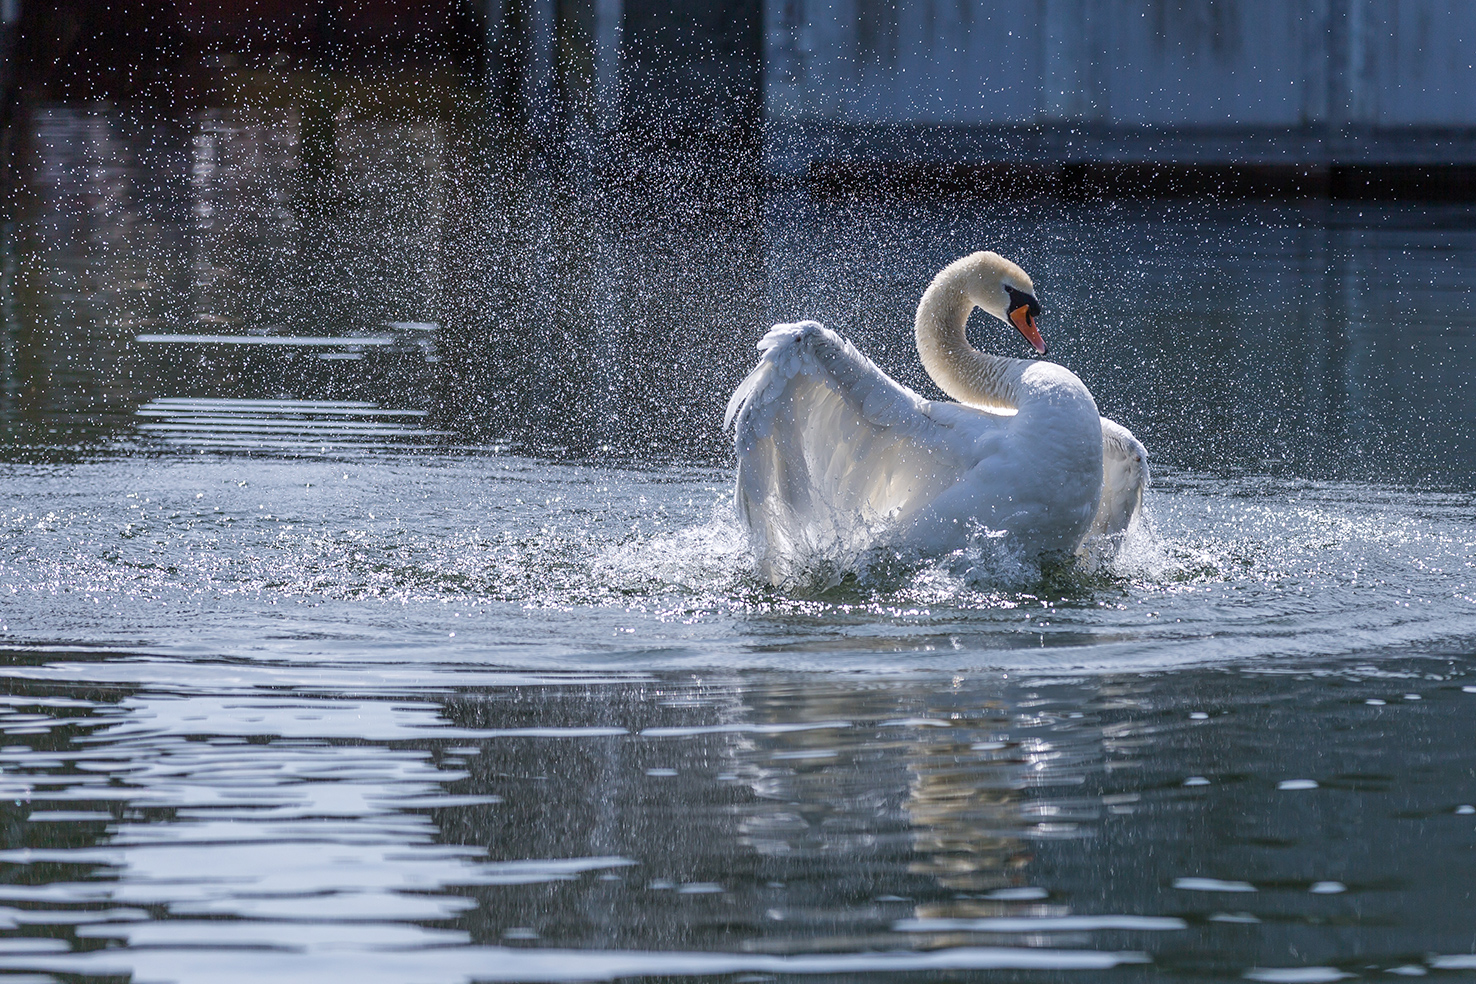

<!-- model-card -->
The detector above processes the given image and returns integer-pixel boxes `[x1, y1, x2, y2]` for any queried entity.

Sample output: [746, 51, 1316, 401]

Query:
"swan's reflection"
[903, 730, 1029, 893]
[722, 676, 1102, 950]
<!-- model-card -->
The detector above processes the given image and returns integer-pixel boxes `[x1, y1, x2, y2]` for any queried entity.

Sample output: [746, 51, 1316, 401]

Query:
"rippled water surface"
[1, 101, 1475, 982]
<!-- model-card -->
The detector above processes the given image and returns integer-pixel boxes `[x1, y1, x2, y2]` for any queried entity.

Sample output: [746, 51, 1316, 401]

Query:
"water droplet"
[1190, 711, 1209, 720]
[1184, 776, 1210, 786]
[1366, 698, 1386, 705]
[1278, 779, 1319, 790]
[1309, 881, 1346, 894]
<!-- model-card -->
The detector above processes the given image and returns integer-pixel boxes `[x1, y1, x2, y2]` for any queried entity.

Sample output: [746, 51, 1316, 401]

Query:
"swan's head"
[964, 251, 1046, 356]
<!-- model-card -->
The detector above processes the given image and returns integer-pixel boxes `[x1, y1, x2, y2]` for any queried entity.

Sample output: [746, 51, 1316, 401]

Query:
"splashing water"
[2, 453, 1471, 673]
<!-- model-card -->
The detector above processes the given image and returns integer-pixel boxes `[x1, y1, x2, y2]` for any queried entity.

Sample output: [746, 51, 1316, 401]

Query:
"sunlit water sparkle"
[0, 451, 1472, 982]
[2, 101, 1476, 983]
[3, 456, 1471, 670]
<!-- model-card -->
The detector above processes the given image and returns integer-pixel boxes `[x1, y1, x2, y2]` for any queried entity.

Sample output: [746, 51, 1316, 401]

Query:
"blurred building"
[5, 1, 1476, 194]
[765, 0, 1476, 189]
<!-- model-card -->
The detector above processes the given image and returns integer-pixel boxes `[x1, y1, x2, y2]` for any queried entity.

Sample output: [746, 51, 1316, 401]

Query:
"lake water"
[1, 98, 1475, 983]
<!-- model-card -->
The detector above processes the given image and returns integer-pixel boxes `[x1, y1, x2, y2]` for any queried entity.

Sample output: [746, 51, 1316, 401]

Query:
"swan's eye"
[1004, 286, 1039, 318]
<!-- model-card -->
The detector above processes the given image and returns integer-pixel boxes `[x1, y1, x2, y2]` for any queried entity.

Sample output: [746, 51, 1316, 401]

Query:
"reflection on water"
[3, 74, 1476, 984]
[0, 444, 1467, 977]
[5, 99, 1476, 478]
[135, 397, 450, 452]
[0, 661, 1472, 981]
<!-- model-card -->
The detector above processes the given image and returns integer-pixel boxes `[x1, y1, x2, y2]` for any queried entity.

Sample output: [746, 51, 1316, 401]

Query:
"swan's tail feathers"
[1089, 417, 1150, 542]
[725, 321, 972, 586]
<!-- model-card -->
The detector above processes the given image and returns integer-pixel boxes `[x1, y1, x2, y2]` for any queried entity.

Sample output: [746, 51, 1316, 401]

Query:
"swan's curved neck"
[914, 268, 1030, 412]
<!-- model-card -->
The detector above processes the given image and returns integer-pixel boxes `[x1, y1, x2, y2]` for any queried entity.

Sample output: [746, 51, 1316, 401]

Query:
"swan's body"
[726, 251, 1147, 585]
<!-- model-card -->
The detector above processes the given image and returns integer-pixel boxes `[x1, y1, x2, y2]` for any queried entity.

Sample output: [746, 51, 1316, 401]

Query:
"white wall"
[765, 0, 1476, 128]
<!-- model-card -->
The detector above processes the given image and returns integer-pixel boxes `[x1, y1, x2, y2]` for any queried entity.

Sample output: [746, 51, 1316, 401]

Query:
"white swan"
[725, 251, 1147, 586]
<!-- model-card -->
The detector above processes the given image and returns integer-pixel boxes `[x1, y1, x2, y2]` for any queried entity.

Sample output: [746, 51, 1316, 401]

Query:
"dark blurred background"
[10, 2, 1476, 195]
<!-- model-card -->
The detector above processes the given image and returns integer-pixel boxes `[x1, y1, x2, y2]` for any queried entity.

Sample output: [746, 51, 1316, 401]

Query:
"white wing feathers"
[726, 321, 1148, 582]
[1089, 417, 1149, 541]
[724, 321, 926, 434]
[725, 322, 991, 581]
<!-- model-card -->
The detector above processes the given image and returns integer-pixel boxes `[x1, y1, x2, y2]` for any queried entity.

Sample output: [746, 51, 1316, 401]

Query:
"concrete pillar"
[482, 0, 557, 133]
[0, 0, 20, 123]
[526, 0, 556, 130]
[1298, 0, 1331, 125]
[594, 0, 622, 132]
[1330, 0, 1374, 126]
[1040, 0, 1094, 122]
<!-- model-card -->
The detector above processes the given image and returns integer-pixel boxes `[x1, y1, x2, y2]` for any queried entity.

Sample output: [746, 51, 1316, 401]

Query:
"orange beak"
[1009, 305, 1048, 355]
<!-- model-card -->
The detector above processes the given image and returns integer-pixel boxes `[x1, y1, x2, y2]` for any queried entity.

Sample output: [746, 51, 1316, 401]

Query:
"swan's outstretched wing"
[1088, 417, 1149, 541]
[725, 321, 998, 583]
